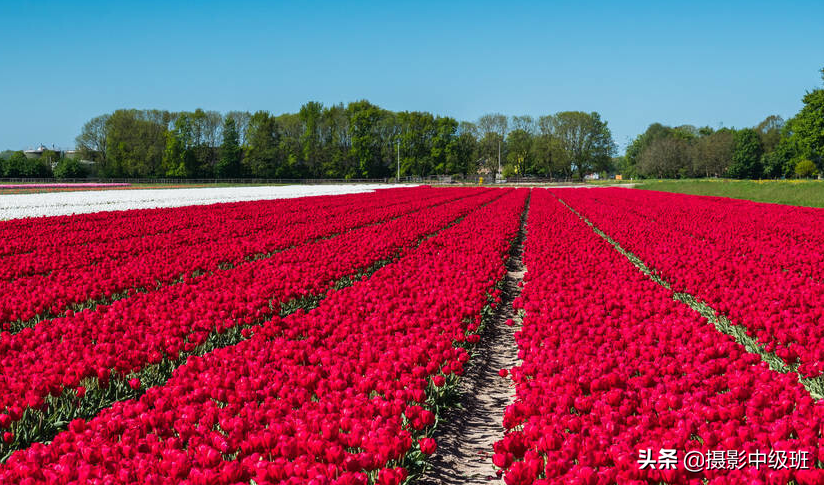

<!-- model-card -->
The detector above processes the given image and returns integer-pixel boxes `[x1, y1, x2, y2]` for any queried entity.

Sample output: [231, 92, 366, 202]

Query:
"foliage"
[794, 159, 818, 178]
[162, 113, 198, 177]
[53, 157, 88, 179]
[638, 136, 691, 178]
[103, 110, 170, 177]
[348, 100, 386, 178]
[691, 129, 734, 177]
[74, 104, 616, 180]
[539, 111, 616, 178]
[242, 111, 281, 178]
[0, 151, 52, 177]
[75, 114, 110, 164]
[505, 128, 534, 175]
[783, 84, 824, 171]
[727, 128, 764, 179]
[215, 117, 242, 177]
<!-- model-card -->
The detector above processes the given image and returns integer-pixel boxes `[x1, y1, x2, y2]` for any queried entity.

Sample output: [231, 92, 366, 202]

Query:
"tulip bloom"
[419, 438, 437, 455]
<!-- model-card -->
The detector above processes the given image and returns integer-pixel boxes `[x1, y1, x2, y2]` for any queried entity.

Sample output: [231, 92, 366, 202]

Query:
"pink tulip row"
[0, 187, 480, 328]
[494, 189, 824, 485]
[555, 188, 824, 377]
[0, 188, 505, 435]
[0, 188, 528, 484]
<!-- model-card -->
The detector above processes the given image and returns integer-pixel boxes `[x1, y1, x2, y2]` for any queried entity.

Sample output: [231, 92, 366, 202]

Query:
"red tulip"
[419, 438, 437, 455]
[128, 378, 141, 390]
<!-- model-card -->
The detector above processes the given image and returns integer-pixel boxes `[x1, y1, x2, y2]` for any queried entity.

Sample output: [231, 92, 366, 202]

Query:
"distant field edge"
[630, 179, 824, 209]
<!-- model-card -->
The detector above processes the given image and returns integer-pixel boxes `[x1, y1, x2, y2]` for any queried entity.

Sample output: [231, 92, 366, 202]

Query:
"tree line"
[63, 103, 617, 180]
[621, 68, 824, 179]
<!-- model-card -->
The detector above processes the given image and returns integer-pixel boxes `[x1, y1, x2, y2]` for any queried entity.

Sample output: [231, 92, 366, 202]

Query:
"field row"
[496, 189, 824, 484]
[0, 188, 504, 452]
[0, 189, 528, 483]
[0, 187, 473, 329]
[556, 188, 824, 378]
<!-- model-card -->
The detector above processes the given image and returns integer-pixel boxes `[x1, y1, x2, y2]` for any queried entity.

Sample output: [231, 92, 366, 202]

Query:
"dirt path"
[418, 196, 529, 484]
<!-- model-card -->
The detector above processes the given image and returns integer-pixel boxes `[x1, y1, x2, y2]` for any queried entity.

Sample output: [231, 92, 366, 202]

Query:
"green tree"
[542, 111, 615, 178]
[39, 149, 59, 169]
[243, 111, 281, 177]
[794, 159, 818, 178]
[275, 112, 303, 177]
[2, 151, 51, 177]
[625, 123, 672, 177]
[755, 115, 785, 154]
[506, 128, 534, 175]
[782, 70, 824, 171]
[75, 114, 110, 164]
[216, 117, 242, 178]
[54, 157, 88, 179]
[477, 113, 508, 173]
[104, 109, 170, 177]
[162, 113, 198, 177]
[453, 121, 479, 175]
[299, 101, 323, 175]
[727, 128, 764, 179]
[691, 128, 734, 177]
[638, 137, 691, 178]
[318, 103, 350, 177]
[762, 142, 795, 178]
[431, 116, 459, 175]
[533, 132, 569, 178]
[348, 100, 385, 178]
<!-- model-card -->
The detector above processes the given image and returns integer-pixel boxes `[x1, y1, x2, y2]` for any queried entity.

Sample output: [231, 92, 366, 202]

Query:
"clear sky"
[1, 0, 822, 152]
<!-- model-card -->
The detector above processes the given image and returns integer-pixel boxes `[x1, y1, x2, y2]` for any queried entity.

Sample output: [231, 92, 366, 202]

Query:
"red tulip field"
[1, 185, 823, 484]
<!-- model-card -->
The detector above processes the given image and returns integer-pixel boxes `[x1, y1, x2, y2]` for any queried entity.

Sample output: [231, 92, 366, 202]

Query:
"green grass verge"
[633, 179, 824, 208]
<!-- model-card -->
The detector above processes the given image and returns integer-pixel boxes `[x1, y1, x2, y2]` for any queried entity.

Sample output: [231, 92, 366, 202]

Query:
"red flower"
[419, 437, 437, 455]
[128, 378, 141, 390]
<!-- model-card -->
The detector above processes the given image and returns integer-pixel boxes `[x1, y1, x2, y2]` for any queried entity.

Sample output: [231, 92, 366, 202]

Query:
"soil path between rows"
[418, 196, 529, 484]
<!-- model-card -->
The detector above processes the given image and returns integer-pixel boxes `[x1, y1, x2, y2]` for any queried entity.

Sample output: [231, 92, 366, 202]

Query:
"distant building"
[22, 146, 95, 170]
[23, 145, 53, 159]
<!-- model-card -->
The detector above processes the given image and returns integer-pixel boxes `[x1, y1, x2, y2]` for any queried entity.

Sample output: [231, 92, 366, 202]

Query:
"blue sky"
[1, 0, 822, 151]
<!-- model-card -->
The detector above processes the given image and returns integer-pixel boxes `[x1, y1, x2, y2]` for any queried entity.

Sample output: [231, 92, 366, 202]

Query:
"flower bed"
[494, 189, 824, 484]
[0, 184, 394, 220]
[0, 189, 504, 456]
[0, 187, 478, 330]
[0, 189, 528, 483]
[556, 188, 824, 378]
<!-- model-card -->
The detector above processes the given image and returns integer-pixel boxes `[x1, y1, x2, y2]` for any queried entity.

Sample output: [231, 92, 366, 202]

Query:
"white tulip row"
[0, 184, 401, 220]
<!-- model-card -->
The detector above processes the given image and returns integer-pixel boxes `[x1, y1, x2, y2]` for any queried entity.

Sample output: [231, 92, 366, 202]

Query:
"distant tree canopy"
[625, 67, 824, 179]
[71, 102, 617, 179]
[0, 151, 52, 178]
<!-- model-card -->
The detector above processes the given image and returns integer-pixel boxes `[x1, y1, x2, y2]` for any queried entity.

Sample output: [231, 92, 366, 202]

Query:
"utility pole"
[396, 139, 400, 182]
[497, 139, 501, 175]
